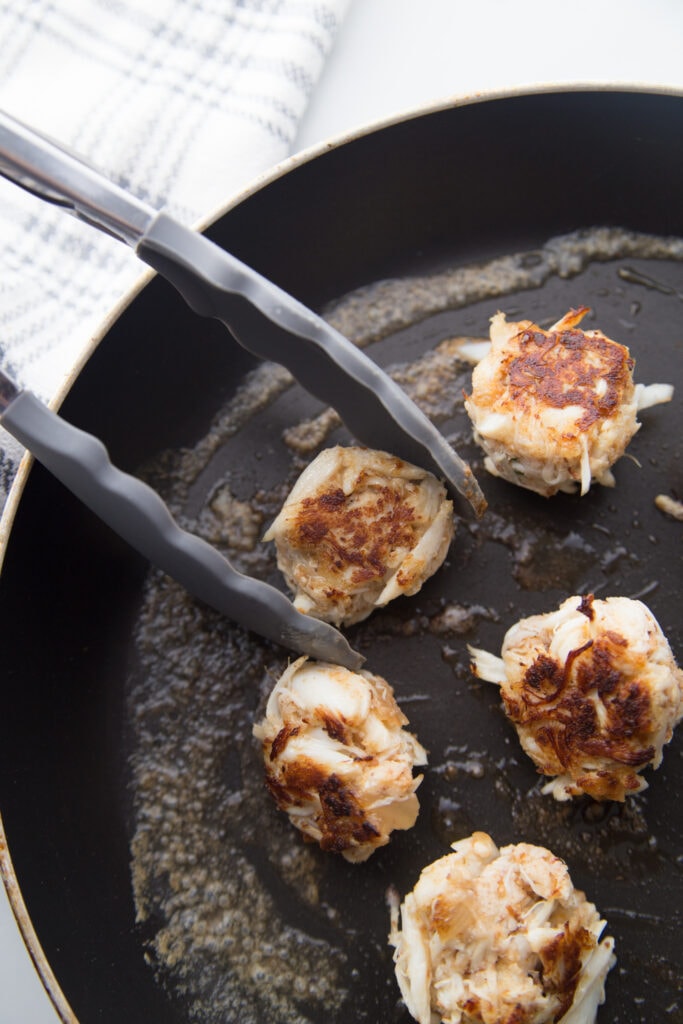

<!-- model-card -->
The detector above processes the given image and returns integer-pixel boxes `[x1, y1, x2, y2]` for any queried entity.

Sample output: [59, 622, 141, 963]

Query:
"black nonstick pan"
[0, 87, 681, 1024]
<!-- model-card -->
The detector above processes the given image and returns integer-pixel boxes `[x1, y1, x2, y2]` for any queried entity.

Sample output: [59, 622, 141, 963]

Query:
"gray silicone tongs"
[0, 111, 486, 667]
[0, 369, 364, 670]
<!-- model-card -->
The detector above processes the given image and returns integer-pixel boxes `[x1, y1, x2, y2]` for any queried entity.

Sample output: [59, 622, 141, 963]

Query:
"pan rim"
[0, 80, 682, 1023]
[2, 78, 682, 565]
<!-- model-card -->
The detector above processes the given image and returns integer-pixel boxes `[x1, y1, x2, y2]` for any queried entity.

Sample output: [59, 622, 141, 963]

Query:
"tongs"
[0, 110, 486, 669]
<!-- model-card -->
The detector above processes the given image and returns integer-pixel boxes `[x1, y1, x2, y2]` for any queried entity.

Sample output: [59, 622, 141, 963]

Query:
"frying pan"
[0, 87, 681, 1024]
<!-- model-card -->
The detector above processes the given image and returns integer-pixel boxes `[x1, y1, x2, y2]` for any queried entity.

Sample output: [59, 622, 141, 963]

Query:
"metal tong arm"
[136, 214, 485, 515]
[0, 110, 155, 244]
[0, 385, 363, 670]
[0, 110, 486, 516]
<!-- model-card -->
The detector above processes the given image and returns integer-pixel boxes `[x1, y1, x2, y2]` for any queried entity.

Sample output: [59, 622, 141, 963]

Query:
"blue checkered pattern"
[0, 0, 350, 509]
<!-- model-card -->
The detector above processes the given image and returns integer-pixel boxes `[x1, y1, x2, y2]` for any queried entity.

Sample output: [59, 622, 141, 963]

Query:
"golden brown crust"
[539, 922, 597, 1020]
[501, 314, 635, 431]
[390, 833, 616, 1024]
[264, 446, 454, 624]
[254, 658, 426, 861]
[506, 657, 655, 792]
[317, 775, 381, 852]
[291, 475, 419, 587]
[500, 595, 667, 800]
[464, 309, 642, 496]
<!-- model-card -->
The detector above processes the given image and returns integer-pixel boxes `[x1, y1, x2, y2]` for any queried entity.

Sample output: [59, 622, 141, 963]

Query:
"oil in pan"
[126, 226, 683, 1024]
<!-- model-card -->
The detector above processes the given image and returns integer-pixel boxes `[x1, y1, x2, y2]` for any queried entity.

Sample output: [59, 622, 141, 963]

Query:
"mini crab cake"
[253, 657, 427, 862]
[263, 445, 454, 626]
[469, 595, 683, 801]
[464, 308, 673, 497]
[389, 832, 616, 1024]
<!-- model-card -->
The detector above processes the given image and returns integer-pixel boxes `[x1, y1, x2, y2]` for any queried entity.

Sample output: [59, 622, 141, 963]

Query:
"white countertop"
[2, 1, 682, 1020]
[296, 0, 683, 152]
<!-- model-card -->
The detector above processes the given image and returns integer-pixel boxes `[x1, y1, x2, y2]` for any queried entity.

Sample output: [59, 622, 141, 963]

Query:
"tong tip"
[283, 615, 365, 672]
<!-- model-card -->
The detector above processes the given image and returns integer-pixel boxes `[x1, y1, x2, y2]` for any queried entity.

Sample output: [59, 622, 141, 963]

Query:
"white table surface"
[2, 1, 682, 1020]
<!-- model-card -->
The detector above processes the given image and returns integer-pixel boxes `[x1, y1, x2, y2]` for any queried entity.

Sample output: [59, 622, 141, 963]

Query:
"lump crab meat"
[389, 832, 616, 1024]
[469, 594, 683, 801]
[253, 657, 427, 862]
[264, 446, 456, 622]
[463, 308, 673, 497]
[263, 445, 454, 626]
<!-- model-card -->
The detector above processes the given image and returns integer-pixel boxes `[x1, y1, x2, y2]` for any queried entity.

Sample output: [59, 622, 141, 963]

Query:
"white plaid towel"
[0, 0, 351, 509]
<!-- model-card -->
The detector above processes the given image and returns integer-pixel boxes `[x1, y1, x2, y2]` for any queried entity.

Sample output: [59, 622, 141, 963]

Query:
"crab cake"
[464, 308, 673, 497]
[469, 594, 683, 801]
[253, 657, 427, 862]
[389, 832, 616, 1024]
[264, 445, 454, 626]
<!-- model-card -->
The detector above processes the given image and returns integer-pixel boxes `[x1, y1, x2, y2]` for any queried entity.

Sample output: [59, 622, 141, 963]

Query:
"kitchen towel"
[0, 0, 351, 512]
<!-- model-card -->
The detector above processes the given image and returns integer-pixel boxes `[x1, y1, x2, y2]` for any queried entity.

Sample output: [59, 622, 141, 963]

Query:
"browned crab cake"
[253, 657, 427, 862]
[389, 832, 616, 1024]
[469, 594, 683, 801]
[463, 308, 673, 497]
[263, 445, 454, 626]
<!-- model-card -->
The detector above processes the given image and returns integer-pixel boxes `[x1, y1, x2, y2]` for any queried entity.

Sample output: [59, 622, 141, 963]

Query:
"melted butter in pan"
[127, 227, 683, 1023]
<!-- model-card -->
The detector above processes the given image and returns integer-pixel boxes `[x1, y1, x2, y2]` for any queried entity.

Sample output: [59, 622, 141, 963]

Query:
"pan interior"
[1, 90, 682, 1024]
[126, 226, 682, 1024]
